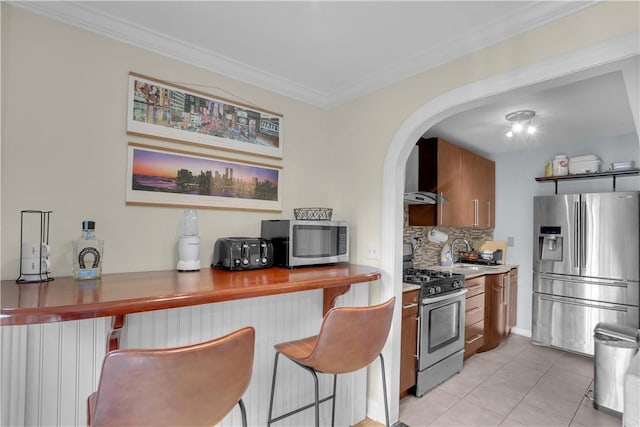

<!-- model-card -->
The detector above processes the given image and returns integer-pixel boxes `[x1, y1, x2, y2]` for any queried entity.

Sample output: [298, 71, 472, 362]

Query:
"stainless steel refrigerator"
[532, 191, 640, 356]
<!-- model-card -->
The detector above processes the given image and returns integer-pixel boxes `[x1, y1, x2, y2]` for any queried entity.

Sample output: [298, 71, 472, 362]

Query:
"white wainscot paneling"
[1, 283, 370, 427]
[1, 317, 110, 426]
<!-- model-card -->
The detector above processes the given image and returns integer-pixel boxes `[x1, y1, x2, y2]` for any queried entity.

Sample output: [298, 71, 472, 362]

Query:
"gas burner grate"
[403, 269, 466, 298]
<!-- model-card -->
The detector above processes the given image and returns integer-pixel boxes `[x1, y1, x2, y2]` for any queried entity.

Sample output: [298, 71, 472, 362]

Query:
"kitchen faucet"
[450, 238, 471, 263]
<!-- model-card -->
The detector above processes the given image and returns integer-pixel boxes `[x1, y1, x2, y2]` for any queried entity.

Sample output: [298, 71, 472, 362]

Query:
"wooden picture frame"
[126, 142, 282, 212]
[127, 72, 283, 159]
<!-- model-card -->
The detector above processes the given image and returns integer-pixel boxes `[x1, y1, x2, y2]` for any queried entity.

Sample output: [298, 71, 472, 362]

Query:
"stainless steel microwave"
[261, 220, 349, 268]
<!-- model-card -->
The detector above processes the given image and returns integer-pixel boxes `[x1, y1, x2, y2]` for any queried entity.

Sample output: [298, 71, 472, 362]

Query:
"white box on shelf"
[569, 155, 601, 174]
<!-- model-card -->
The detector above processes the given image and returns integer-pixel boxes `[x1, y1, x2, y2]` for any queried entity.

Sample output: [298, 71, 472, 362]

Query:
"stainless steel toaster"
[212, 237, 274, 271]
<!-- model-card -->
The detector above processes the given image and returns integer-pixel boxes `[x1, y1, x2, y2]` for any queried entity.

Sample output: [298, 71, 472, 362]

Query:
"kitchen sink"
[453, 263, 503, 271]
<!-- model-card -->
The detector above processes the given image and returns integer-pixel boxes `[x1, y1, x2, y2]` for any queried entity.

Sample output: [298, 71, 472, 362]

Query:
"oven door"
[419, 288, 467, 370]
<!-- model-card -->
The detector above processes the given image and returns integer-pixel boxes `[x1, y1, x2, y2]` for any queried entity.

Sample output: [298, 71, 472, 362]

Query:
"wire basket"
[293, 208, 333, 221]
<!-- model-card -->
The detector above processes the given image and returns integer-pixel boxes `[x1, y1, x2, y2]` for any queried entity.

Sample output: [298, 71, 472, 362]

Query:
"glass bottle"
[72, 220, 104, 280]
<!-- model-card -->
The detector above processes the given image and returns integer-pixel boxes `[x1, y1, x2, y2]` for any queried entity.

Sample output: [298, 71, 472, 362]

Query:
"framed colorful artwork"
[126, 142, 282, 212]
[127, 72, 283, 159]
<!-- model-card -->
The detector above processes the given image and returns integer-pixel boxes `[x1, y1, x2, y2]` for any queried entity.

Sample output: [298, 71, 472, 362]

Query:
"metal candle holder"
[17, 210, 54, 284]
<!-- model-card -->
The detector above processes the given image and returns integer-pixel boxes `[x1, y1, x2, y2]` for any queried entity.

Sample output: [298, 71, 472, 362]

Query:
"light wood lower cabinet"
[464, 276, 485, 360]
[479, 267, 518, 352]
[400, 290, 419, 398]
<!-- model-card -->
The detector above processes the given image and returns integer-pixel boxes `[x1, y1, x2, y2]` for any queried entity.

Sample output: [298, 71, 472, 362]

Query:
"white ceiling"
[424, 59, 639, 155]
[12, 1, 639, 154]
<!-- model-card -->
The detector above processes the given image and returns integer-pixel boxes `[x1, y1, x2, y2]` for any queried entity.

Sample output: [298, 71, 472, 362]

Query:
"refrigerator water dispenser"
[539, 226, 563, 261]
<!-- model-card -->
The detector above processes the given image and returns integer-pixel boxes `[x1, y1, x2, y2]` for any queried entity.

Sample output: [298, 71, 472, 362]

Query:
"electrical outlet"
[367, 242, 379, 259]
[507, 236, 515, 247]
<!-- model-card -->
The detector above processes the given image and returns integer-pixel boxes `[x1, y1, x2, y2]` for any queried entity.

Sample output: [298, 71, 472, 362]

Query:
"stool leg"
[379, 353, 390, 427]
[267, 352, 281, 427]
[238, 399, 247, 427]
[330, 374, 337, 427]
[311, 368, 320, 427]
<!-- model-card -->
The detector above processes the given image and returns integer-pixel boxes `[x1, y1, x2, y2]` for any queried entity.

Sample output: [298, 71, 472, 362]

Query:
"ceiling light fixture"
[505, 110, 536, 138]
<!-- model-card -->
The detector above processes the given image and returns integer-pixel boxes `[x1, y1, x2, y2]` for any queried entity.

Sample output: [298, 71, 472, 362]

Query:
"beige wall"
[0, 5, 336, 278]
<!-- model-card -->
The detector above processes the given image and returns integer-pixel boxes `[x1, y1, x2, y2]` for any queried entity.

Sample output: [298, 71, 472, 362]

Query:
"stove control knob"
[452, 281, 459, 289]
[435, 286, 441, 293]
[428, 287, 436, 295]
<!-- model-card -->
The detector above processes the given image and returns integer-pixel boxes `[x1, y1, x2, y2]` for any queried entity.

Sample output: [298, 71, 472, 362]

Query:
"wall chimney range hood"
[403, 191, 447, 205]
[404, 145, 448, 205]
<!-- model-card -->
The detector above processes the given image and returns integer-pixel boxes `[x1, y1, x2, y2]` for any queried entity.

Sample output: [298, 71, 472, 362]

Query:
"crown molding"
[10, 1, 598, 109]
[325, 1, 598, 108]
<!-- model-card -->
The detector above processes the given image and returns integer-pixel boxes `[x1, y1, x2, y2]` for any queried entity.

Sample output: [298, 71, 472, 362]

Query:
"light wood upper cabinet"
[472, 154, 495, 228]
[408, 137, 495, 228]
[439, 139, 474, 226]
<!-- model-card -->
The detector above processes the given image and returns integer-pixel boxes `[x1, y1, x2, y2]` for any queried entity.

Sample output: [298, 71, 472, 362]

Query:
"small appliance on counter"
[177, 210, 200, 272]
[440, 243, 452, 266]
[457, 249, 503, 265]
[261, 219, 349, 268]
[212, 237, 273, 271]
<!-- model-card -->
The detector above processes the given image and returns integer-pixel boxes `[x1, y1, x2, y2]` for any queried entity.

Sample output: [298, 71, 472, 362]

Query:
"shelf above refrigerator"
[535, 168, 640, 194]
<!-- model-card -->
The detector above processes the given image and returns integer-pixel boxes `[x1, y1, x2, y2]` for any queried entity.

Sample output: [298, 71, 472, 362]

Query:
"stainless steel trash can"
[593, 322, 640, 417]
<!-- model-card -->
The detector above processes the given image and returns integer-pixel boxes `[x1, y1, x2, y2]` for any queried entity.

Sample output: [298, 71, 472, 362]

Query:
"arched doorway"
[378, 33, 639, 423]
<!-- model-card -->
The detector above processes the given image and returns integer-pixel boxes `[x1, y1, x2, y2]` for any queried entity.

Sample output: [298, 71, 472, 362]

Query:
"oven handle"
[416, 313, 421, 361]
[421, 288, 468, 305]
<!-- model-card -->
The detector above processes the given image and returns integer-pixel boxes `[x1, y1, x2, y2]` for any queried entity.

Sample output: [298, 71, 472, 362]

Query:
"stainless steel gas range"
[404, 268, 467, 396]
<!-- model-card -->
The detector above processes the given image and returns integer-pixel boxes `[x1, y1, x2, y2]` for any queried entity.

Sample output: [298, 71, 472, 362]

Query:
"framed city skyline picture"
[127, 72, 283, 159]
[126, 142, 282, 212]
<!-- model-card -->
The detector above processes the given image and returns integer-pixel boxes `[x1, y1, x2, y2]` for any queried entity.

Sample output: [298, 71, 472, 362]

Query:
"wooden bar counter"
[1, 264, 381, 327]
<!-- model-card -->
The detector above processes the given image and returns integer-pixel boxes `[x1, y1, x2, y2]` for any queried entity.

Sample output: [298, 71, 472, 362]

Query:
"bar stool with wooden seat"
[267, 297, 395, 427]
[87, 326, 255, 427]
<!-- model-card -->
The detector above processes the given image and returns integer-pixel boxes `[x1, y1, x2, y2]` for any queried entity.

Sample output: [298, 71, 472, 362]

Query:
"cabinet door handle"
[472, 199, 478, 226]
[402, 303, 418, 309]
[440, 192, 444, 225]
[466, 307, 482, 315]
[487, 201, 491, 227]
[465, 334, 483, 345]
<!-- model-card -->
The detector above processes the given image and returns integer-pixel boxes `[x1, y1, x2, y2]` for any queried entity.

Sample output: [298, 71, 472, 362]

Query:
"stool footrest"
[269, 394, 334, 424]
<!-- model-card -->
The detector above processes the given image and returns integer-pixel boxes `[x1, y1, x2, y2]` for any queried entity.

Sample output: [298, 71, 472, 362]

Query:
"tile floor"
[398, 334, 622, 427]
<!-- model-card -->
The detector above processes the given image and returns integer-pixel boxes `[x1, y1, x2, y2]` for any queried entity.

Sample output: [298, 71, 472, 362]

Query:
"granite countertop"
[402, 283, 421, 292]
[427, 263, 518, 279]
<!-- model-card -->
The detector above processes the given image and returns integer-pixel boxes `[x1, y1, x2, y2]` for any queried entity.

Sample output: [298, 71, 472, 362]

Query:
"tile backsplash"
[403, 207, 494, 268]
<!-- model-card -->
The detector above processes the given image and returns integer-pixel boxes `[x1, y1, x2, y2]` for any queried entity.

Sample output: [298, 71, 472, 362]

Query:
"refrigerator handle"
[581, 201, 587, 268]
[574, 201, 580, 269]
[536, 272, 628, 287]
[539, 295, 628, 312]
